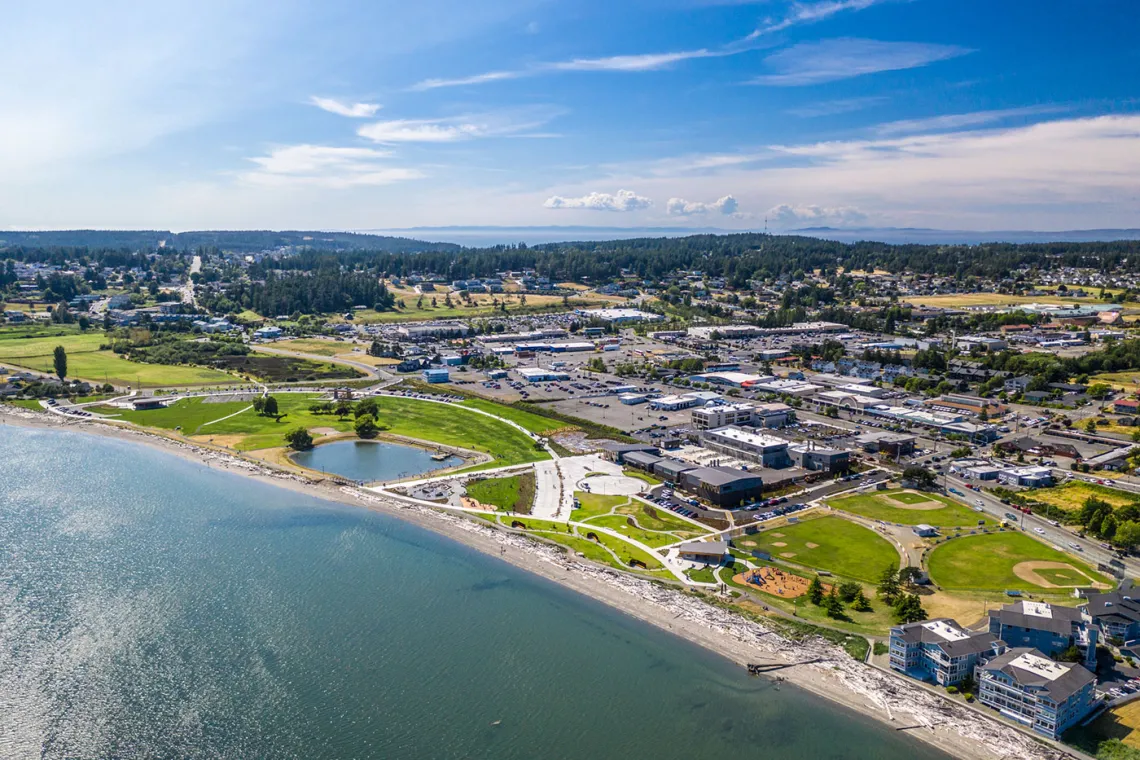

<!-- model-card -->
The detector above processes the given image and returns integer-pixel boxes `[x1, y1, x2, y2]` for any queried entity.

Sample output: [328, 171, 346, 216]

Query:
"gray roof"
[598, 441, 660, 454]
[1085, 592, 1140, 625]
[989, 602, 1084, 637]
[677, 540, 728, 555]
[623, 451, 664, 467]
[685, 466, 763, 487]
[653, 459, 697, 476]
[979, 647, 1095, 702]
[893, 619, 1000, 657]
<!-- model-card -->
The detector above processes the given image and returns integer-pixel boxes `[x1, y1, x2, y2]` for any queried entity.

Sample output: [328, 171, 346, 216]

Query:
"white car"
[1034, 527, 1046, 535]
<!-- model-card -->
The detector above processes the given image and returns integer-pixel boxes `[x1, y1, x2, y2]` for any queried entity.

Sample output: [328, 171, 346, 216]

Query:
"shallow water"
[290, 438, 461, 481]
[0, 425, 949, 760]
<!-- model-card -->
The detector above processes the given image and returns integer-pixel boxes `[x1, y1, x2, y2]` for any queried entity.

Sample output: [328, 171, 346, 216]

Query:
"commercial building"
[516, 367, 571, 383]
[988, 601, 1098, 669]
[955, 335, 1009, 352]
[691, 403, 756, 430]
[422, 368, 450, 383]
[997, 466, 1054, 488]
[252, 325, 283, 340]
[789, 444, 849, 473]
[580, 308, 664, 324]
[687, 325, 762, 340]
[751, 378, 823, 397]
[650, 393, 718, 411]
[678, 467, 765, 508]
[889, 618, 1001, 686]
[619, 393, 649, 405]
[598, 442, 661, 464]
[689, 371, 773, 388]
[856, 431, 916, 457]
[701, 427, 793, 468]
[753, 402, 794, 428]
[623, 451, 664, 471]
[397, 322, 470, 341]
[974, 648, 1096, 740]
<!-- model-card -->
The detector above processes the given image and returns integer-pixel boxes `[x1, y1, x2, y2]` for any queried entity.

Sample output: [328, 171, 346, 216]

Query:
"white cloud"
[309, 96, 381, 118]
[787, 96, 888, 117]
[873, 105, 1068, 136]
[747, 0, 887, 39]
[544, 189, 652, 212]
[667, 195, 739, 215]
[358, 109, 560, 143]
[766, 203, 867, 227]
[242, 144, 422, 188]
[753, 38, 972, 86]
[411, 70, 524, 90]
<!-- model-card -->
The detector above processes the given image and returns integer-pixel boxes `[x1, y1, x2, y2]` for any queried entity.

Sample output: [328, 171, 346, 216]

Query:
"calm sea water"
[0, 426, 949, 760]
[290, 439, 461, 482]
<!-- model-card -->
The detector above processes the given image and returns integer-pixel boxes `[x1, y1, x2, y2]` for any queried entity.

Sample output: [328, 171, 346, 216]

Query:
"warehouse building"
[701, 426, 793, 468]
[678, 467, 765, 508]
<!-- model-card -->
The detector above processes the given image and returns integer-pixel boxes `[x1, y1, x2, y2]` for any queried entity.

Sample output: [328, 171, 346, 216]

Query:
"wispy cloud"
[242, 144, 422, 188]
[747, 0, 892, 39]
[667, 195, 739, 215]
[873, 105, 1068, 135]
[358, 108, 561, 143]
[544, 189, 652, 211]
[766, 203, 866, 227]
[411, 50, 723, 90]
[309, 96, 382, 118]
[753, 38, 972, 86]
[787, 95, 888, 117]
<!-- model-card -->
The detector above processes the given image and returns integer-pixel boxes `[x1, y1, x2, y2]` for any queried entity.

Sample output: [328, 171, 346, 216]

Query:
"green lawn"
[3, 398, 44, 411]
[624, 468, 663, 486]
[104, 393, 550, 467]
[926, 531, 1111, 592]
[572, 492, 630, 520]
[0, 326, 236, 387]
[466, 473, 535, 513]
[827, 489, 993, 527]
[497, 516, 667, 573]
[460, 398, 570, 435]
[747, 516, 899, 583]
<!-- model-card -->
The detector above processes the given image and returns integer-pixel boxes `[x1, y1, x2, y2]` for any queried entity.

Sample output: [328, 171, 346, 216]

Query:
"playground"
[733, 566, 823, 599]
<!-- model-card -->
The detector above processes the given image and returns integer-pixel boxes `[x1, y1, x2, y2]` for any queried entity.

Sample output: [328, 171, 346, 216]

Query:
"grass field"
[1068, 699, 1140, 752]
[103, 393, 549, 466]
[572, 492, 710, 548]
[460, 398, 571, 435]
[1091, 371, 1140, 394]
[0, 325, 238, 387]
[466, 472, 536, 513]
[265, 338, 345, 356]
[828, 488, 994, 527]
[1026, 481, 1140, 512]
[926, 531, 1110, 592]
[746, 516, 899, 583]
[903, 293, 1116, 308]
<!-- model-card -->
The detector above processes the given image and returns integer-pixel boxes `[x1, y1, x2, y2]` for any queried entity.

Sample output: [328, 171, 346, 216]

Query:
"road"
[182, 254, 201, 307]
[943, 471, 1137, 580]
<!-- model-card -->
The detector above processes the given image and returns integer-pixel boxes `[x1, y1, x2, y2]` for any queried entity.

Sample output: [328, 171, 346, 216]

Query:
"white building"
[691, 403, 755, 430]
[580, 308, 663, 324]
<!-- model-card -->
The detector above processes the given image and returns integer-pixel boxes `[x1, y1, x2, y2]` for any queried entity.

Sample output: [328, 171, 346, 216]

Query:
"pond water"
[291, 439, 462, 481]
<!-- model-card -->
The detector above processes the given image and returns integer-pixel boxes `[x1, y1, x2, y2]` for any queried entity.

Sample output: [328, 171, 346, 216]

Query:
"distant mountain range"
[4, 226, 1140, 251]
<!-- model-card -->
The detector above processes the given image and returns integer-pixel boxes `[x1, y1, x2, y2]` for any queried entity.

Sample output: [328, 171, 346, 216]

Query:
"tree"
[356, 398, 379, 418]
[807, 576, 825, 605]
[877, 566, 902, 606]
[335, 399, 353, 419]
[898, 566, 925, 589]
[285, 427, 314, 451]
[902, 465, 937, 490]
[1097, 739, 1140, 760]
[354, 413, 379, 439]
[837, 581, 862, 602]
[52, 345, 68, 381]
[1086, 419, 1098, 434]
[1057, 645, 1083, 663]
[893, 593, 927, 624]
[1115, 520, 1140, 550]
[851, 588, 873, 612]
[262, 395, 279, 416]
[824, 586, 845, 619]
[252, 396, 266, 414]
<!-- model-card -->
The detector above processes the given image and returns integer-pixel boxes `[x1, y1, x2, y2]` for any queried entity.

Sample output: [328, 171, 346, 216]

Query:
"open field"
[1025, 480, 1140, 511]
[827, 488, 994, 527]
[264, 338, 345, 356]
[100, 393, 549, 466]
[326, 289, 619, 325]
[466, 472, 535, 513]
[1091, 371, 1140, 394]
[926, 531, 1111, 592]
[460, 398, 572, 435]
[1068, 698, 1140, 752]
[0, 326, 237, 387]
[579, 501, 710, 549]
[903, 293, 1119, 309]
[745, 516, 898, 583]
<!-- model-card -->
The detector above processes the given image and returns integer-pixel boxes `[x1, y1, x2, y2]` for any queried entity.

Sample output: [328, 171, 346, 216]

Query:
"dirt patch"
[771, 541, 787, 547]
[780, 552, 797, 559]
[190, 434, 246, 448]
[734, 567, 827, 599]
[805, 542, 820, 549]
[311, 427, 339, 436]
[1012, 561, 1091, 589]
[770, 532, 785, 538]
[884, 496, 945, 510]
[739, 540, 757, 547]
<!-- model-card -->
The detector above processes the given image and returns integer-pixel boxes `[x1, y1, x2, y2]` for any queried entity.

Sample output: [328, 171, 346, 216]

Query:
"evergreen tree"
[807, 576, 825, 605]
[52, 345, 67, 381]
[824, 586, 845, 618]
[893, 593, 927, 624]
[877, 566, 902, 606]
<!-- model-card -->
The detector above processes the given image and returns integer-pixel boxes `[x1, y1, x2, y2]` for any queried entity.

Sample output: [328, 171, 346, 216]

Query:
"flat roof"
[704, 426, 788, 448]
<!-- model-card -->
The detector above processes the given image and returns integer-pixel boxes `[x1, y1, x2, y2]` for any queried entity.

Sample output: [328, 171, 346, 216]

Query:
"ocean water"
[0, 425, 949, 760]
[290, 439, 462, 482]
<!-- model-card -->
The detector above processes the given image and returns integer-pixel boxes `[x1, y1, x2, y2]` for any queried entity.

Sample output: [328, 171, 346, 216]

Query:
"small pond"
[290, 439, 462, 482]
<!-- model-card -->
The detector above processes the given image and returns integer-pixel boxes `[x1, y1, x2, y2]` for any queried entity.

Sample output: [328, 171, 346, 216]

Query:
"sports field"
[926, 531, 1111, 592]
[0, 326, 235, 387]
[827, 488, 994, 527]
[743, 516, 899, 583]
[1026, 481, 1140, 512]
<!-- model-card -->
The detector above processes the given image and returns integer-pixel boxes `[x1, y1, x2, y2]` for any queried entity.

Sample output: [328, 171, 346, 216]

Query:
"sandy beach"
[0, 407, 1081, 760]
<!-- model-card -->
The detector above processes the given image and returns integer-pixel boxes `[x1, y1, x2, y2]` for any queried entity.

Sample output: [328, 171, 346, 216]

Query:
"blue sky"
[3, 0, 1139, 232]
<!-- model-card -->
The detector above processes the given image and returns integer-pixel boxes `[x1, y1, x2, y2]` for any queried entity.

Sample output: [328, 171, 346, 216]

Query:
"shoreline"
[1, 407, 1077, 760]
